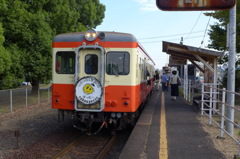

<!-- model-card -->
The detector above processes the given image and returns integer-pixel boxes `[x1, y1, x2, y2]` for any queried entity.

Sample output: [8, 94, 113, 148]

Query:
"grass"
[0, 107, 9, 115]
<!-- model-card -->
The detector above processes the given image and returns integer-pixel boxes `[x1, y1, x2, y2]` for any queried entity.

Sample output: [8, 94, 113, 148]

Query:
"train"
[52, 29, 155, 134]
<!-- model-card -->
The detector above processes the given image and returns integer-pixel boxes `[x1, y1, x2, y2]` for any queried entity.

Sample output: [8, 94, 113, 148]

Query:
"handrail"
[181, 80, 240, 156]
[200, 82, 240, 156]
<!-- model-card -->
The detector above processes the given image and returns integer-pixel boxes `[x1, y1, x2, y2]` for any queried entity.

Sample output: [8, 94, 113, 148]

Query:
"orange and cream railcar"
[52, 29, 155, 132]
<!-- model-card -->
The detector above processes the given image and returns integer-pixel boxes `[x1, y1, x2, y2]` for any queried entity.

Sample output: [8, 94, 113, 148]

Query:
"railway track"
[51, 133, 117, 159]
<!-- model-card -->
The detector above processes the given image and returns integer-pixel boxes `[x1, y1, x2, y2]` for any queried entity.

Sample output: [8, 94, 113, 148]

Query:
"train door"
[79, 49, 100, 80]
[74, 46, 105, 112]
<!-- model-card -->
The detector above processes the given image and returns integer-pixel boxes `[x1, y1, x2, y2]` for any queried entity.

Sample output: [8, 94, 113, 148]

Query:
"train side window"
[85, 55, 98, 74]
[56, 51, 75, 74]
[106, 51, 130, 75]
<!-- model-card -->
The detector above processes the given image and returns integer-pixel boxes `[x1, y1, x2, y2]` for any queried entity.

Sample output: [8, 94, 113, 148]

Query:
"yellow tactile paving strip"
[159, 92, 168, 159]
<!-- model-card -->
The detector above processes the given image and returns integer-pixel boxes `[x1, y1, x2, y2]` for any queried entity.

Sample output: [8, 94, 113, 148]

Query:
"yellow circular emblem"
[83, 84, 94, 94]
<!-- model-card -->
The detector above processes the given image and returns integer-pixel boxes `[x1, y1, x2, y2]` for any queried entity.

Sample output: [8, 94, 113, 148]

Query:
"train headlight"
[84, 29, 98, 41]
[85, 32, 91, 39]
[92, 32, 97, 38]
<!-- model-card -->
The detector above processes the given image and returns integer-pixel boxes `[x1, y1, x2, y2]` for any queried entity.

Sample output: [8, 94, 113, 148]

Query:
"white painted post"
[213, 58, 218, 111]
[184, 65, 187, 100]
[186, 79, 188, 101]
[189, 80, 191, 103]
[191, 79, 194, 104]
[26, 87, 28, 107]
[209, 85, 213, 125]
[201, 83, 204, 115]
[48, 87, 50, 102]
[10, 89, 13, 112]
[38, 89, 40, 105]
[220, 88, 226, 137]
[226, 3, 236, 136]
[186, 65, 188, 101]
[183, 78, 187, 99]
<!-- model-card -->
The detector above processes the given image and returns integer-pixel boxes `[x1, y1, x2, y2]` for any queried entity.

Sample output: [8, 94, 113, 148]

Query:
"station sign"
[169, 56, 187, 66]
[156, 0, 236, 11]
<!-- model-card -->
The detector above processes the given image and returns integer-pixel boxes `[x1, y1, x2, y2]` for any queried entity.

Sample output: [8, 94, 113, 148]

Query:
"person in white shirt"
[170, 70, 181, 100]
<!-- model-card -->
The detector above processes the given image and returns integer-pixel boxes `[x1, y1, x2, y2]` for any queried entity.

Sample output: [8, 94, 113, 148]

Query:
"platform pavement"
[119, 90, 226, 159]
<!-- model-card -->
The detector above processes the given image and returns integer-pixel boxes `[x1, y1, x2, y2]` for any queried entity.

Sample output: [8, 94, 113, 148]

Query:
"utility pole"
[226, 4, 236, 135]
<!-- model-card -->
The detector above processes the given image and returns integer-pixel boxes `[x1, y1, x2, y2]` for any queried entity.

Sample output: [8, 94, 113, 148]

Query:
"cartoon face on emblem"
[83, 84, 94, 94]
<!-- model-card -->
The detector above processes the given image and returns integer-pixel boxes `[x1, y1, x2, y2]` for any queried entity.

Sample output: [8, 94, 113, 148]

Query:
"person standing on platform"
[154, 70, 160, 91]
[165, 73, 170, 91]
[170, 70, 180, 100]
[161, 72, 168, 91]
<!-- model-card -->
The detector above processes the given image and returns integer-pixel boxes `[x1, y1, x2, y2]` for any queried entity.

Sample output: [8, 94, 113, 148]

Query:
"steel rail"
[95, 135, 117, 159]
[51, 135, 85, 159]
[51, 134, 116, 159]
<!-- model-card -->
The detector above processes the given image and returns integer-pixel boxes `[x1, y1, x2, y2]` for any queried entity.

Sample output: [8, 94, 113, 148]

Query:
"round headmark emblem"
[75, 76, 103, 105]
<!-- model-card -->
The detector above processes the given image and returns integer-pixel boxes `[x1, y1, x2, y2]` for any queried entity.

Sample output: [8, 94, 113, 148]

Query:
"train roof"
[53, 31, 138, 43]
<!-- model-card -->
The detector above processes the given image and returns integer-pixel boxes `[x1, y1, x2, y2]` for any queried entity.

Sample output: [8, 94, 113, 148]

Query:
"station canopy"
[162, 41, 224, 73]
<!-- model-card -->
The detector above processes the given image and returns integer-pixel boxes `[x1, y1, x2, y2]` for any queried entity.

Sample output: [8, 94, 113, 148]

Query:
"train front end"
[52, 29, 154, 133]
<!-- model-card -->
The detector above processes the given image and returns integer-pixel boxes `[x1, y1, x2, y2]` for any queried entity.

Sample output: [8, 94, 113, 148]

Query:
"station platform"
[119, 90, 226, 159]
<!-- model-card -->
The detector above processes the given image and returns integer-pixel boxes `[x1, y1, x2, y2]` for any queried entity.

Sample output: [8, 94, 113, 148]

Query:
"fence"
[182, 79, 202, 104]
[201, 83, 240, 156]
[182, 80, 240, 156]
[0, 86, 51, 115]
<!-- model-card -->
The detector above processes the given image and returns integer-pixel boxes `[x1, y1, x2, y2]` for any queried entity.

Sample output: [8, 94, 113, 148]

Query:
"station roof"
[162, 41, 224, 63]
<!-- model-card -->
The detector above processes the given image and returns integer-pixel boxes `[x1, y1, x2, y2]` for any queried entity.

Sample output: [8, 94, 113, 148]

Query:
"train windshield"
[56, 51, 75, 74]
[106, 51, 130, 75]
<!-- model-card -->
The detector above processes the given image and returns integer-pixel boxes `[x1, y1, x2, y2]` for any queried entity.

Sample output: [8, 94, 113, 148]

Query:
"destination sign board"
[156, 0, 235, 11]
[169, 56, 187, 66]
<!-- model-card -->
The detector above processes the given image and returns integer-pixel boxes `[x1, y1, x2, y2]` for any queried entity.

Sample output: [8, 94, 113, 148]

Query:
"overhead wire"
[139, 30, 204, 40]
[139, 12, 212, 45]
[141, 35, 204, 44]
[200, 12, 212, 48]
[185, 11, 202, 40]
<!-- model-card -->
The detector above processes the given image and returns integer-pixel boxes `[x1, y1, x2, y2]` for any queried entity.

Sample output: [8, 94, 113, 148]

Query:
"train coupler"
[87, 118, 108, 136]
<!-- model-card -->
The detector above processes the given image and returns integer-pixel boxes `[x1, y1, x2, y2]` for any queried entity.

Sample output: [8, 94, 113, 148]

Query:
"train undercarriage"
[57, 103, 146, 135]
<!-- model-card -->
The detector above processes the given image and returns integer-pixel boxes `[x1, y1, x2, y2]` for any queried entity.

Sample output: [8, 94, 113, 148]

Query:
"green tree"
[0, 23, 11, 89]
[0, 23, 23, 89]
[0, 0, 105, 90]
[205, 4, 240, 64]
[205, 4, 240, 91]
[1, 0, 52, 90]
[222, 69, 240, 92]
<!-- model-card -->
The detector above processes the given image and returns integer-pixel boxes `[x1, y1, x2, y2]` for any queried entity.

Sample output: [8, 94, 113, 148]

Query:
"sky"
[96, 0, 217, 70]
